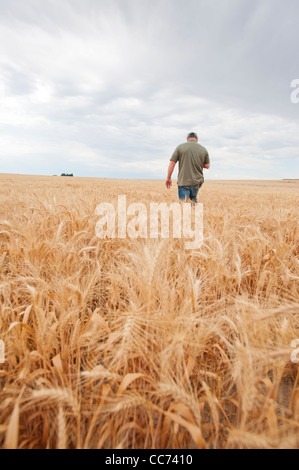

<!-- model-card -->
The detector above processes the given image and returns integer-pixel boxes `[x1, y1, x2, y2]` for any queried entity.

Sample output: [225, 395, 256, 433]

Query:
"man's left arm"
[203, 150, 210, 169]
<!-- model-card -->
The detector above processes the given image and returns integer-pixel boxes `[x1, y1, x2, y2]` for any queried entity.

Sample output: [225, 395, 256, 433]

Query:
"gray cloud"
[0, 0, 298, 179]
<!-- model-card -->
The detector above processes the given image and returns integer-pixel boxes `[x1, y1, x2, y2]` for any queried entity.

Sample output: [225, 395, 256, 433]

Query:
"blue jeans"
[178, 183, 202, 203]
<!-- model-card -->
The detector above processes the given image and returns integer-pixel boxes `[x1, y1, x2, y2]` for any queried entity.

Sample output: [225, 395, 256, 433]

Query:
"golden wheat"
[0, 173, 298, 449]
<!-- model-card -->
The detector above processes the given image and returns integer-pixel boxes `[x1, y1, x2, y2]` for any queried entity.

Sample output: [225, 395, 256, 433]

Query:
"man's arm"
[203, 151, 210, 169]
[166, 161, 176, 188]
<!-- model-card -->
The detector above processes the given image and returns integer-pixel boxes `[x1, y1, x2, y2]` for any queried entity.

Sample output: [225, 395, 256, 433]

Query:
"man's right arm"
[166, 160, 176, 188]
[203, 163, 210, 169]
[166, 147, 179, 188]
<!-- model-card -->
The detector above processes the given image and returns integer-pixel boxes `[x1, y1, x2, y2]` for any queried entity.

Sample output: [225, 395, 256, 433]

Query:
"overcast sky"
[0, 0, 299, 180]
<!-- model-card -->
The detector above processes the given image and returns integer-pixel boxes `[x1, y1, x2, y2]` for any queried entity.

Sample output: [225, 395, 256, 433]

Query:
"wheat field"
[0, 173, 298, 449]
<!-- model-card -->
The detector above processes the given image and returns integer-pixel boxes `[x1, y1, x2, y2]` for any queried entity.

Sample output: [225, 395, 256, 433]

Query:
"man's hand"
[166, 178, 172, 189]
[166, 161, 176, 189]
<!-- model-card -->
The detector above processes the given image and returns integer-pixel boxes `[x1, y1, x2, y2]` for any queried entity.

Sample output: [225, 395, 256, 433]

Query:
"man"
[166, 132, 210, 203]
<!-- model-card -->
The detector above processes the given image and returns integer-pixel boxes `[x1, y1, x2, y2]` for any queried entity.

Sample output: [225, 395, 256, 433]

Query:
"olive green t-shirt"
[170, 141, 210, 186]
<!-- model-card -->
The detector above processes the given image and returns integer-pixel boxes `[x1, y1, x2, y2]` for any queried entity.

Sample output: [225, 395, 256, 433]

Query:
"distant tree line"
[61, 173, 73, 176]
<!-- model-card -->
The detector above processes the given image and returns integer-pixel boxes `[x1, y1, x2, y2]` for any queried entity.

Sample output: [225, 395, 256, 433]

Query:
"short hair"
[187, 132, 198, 139]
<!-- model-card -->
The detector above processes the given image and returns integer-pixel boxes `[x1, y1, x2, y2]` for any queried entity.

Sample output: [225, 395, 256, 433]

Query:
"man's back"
[170, 140, 210, 186]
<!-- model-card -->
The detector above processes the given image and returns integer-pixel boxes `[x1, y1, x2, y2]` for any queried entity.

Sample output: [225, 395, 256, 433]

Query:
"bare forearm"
[167, 161, 176, 179]
[166, 161, 176, 188]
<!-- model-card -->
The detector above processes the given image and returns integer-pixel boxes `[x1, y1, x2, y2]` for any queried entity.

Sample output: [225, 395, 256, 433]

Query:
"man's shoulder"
[180, 142, 208, 151]
[177, 142, 191, 150]
[175, 141, 208, 155]
[192, 142, 206, 150]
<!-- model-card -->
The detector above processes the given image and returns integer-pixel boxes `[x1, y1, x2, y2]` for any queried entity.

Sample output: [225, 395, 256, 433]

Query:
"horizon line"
[0, 172, 298, 181]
